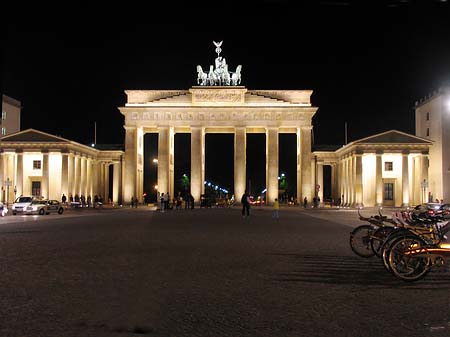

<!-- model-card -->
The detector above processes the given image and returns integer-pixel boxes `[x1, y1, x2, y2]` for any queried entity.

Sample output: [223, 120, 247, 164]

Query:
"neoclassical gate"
[119, 41, 317, 204]
[119, 87, 317, 204]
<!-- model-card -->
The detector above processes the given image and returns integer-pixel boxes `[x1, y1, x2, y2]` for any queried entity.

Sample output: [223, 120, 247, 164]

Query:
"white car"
[24, 199, 64, 215]
[12, 196, 34, 215]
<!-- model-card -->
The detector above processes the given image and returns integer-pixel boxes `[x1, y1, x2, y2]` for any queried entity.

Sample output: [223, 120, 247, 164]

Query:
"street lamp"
[152, 158, 158, 164]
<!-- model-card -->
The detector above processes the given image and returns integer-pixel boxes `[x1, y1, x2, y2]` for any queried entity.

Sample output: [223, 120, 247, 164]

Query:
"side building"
[415, 86, 450, 203]
[0, 129, 124, 205]
[1, 94, 21, 137]
[313, 130, 431, 207]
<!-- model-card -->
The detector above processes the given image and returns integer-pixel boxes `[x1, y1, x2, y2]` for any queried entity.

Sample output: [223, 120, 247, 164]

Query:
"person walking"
[61, 194, 67, 206]
[303, 196, 308, 208]
[272, 198, 280, 219]
[241, 190, 250, 218]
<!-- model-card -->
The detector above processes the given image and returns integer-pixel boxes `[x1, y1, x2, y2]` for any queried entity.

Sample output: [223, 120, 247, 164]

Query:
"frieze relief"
[127, 110, 309, 123]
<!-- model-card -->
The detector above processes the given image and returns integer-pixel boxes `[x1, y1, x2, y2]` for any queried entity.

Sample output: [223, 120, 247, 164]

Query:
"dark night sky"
[3, 1, 450, 196]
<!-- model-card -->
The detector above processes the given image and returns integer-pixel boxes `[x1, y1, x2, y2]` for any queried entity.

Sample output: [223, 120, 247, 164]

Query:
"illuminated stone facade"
[0, 129, 124, 205]
[415, 87, 450, 203]
[313, 130, 431, 207]
[119, 87, 317, 204]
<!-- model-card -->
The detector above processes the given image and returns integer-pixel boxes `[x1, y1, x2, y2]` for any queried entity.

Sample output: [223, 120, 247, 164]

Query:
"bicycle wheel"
[371, 226, 395, 258]
[350, 224, 376, 258]
[387, 235, 431, 282]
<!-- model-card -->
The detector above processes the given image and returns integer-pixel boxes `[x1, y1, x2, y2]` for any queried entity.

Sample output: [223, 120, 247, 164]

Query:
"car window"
[15, 197, 33, 203]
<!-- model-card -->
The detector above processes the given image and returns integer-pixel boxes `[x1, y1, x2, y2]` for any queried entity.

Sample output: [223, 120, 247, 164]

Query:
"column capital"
[375, 150, 384, 155]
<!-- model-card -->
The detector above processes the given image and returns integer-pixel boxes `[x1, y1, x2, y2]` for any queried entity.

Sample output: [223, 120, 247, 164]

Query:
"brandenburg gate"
[119, 42, 318, 204]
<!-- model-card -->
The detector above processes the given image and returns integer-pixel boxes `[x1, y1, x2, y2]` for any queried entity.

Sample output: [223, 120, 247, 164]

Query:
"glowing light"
[154, 185, 158, 190]
[152, 158, 158, 164]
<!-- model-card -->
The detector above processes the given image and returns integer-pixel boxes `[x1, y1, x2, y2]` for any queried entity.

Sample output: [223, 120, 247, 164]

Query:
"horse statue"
[231, 65, 242, 85]
[222, 64, 231, 85]
[208, 65, 218, 85]
[196, 65, 208, 85]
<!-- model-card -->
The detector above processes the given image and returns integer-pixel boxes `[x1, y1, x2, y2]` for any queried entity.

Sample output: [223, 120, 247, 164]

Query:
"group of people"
[241, 190, 280, 219]
[157, 191, 195, 212]
[61, 193, 104, 208]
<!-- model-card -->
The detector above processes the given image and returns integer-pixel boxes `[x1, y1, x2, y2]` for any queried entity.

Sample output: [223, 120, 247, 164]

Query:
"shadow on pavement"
[270, 253, 450, 288]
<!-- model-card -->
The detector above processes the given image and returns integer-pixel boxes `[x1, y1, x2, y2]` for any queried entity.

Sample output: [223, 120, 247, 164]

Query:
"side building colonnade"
[313, 130, 432, 207]
[0, 129, 124, 205]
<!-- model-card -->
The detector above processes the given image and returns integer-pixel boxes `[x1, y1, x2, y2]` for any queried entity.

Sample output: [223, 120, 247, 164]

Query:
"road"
[0, 206, 449, 337]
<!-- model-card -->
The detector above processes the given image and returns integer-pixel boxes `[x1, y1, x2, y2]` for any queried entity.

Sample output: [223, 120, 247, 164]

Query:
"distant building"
[415, 86, 450, 203]
[1, 95, 21, 137]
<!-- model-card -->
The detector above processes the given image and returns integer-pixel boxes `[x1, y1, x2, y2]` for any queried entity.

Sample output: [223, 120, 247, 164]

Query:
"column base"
[353, 203, 364, 208]
[401, 203, 410, 208]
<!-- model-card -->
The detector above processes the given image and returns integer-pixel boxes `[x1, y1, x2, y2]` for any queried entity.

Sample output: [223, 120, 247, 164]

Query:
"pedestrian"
[61, 193, 67, 205]
[303, 196, 307, 208]
[272, 198, 280, 219]
[134, 196, 138, 208]
[190, 193, 195, 209]
[185, 192, 190, 210]
[164, 192, 169, 211]
[160, 193, 165, 212]
[241, 190, 250, 218]
[131, 196, 135, 208]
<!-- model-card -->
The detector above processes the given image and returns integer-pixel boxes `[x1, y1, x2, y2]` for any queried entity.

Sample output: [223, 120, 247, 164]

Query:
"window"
[384, 183, 394, 201]
[426, 112, 429, 121]
[33, 160, 41, 170]
[384, 162, 393, 171]
[31, 181, 41, 197]
[1, 127, 6, 136]
[426, 128, 430, 137]
[1, 111, 6, 120]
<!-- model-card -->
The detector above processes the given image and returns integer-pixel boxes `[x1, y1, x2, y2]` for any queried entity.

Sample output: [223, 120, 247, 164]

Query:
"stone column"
[348, 155, 355, 206]
[421, 154, 429, 203]
[169, 127, 175, 199]
[86, 158, 92, 198]
[75, 155, 81, 196]
[81, 156, 87, 197]
[123, 126, 137, 204]
[61, 152, 69, 197]
[266, 127, 279, 204]
[69, 154, 75, 197]
[113, 162, 121, 204]
[296, 128, 302, 203]
[355, 153, 363, 207]
[234, 127, 246, 203]
[0, 154, 4, 202]
[104, 163, 110, 202]
[42, 151, 49, 199]
[402, 152, 410, 207]
[158, 127, 171, 198]
[317, 162, 323, 204]
[191, 126, 205, 202]
[343, 157, 348, 206]
[300, 127, 312, 202]
[16, 151, 23, 197]
[375, 152, 383, 206]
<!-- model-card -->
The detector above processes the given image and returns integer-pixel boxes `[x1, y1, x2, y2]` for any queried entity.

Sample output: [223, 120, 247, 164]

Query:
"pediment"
[353, 130, 432, 145]
[1, 129, 70, 143]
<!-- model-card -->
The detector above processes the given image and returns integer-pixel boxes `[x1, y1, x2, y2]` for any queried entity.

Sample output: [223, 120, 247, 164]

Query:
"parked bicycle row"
[349, 203, 450, 282]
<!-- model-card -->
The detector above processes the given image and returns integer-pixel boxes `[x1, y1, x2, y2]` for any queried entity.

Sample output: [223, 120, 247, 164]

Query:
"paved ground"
[0, 206, 449, 337]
